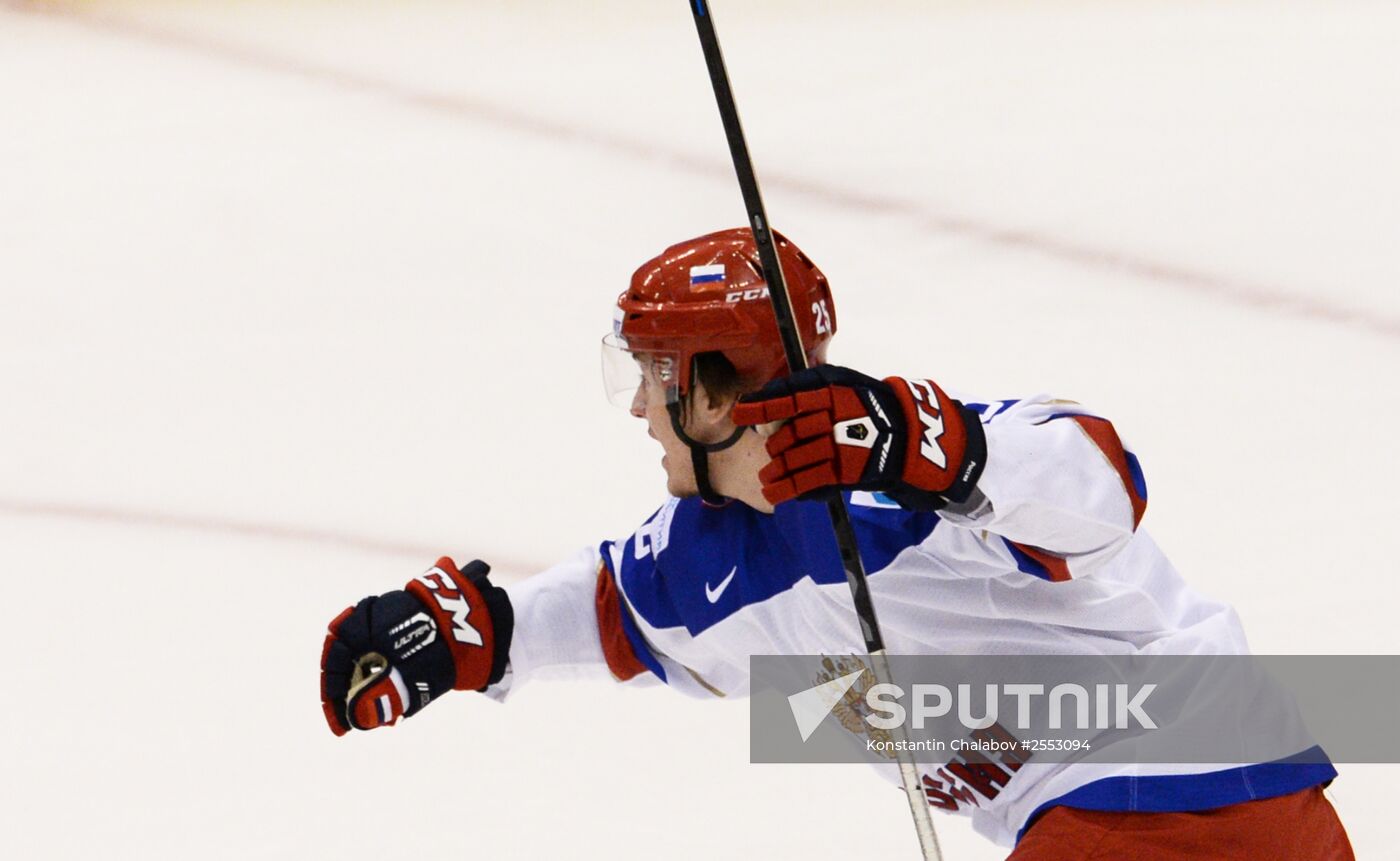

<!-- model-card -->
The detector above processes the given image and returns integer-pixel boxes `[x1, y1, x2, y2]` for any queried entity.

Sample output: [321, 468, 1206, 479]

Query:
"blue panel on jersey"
[1014, 746, 1338, 844]
[618, 494, 939, 637]
[962, 398, 1020, 422]
[1124, 450, 1148, 501]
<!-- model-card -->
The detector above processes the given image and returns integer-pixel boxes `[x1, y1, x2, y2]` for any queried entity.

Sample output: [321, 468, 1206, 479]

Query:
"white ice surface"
[1, 1, 1396, 858]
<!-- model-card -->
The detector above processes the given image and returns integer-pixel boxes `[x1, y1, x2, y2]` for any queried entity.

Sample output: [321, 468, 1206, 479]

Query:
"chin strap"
[667, 400, 746, 506]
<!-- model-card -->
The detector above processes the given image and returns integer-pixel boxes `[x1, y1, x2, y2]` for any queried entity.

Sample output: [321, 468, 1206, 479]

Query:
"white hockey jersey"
[491, 394, 1335, 847]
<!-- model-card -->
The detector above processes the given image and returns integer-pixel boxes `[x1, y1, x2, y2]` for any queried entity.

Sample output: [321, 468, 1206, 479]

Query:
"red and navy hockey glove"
[319, 557, 513, 736]
[731, 365, 986, 510]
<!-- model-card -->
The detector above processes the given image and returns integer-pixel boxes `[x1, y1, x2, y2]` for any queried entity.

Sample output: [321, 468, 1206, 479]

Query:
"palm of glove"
[731, 365, 985, 510]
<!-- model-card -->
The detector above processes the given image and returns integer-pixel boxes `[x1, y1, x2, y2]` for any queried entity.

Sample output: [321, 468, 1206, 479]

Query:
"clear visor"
[601, 333, 680, 409]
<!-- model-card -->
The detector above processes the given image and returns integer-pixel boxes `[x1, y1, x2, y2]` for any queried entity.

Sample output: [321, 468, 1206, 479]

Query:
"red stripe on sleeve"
[1009, 541, 1073, 582]
[1067, 415, 1147, 530]
[594, 561, 648, 682]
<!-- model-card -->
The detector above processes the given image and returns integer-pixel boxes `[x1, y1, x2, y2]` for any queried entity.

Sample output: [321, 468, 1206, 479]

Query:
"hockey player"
[319, 229, 1353, 859]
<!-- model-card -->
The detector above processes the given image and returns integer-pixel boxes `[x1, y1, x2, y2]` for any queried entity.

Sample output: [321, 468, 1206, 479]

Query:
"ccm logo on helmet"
[415, 567, 485, 647]
[905, 380, 948, 469]
[725, 287, 771, 303]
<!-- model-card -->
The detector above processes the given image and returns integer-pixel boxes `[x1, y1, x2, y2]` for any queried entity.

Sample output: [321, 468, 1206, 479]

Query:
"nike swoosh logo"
[705, 566, 738, 604]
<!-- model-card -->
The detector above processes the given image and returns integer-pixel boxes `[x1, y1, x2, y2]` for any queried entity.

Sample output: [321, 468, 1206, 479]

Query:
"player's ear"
[692, 379, 740, 431]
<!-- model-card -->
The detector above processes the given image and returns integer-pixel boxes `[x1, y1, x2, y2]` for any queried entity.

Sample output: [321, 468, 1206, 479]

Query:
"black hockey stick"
[685, 2, 944, 858]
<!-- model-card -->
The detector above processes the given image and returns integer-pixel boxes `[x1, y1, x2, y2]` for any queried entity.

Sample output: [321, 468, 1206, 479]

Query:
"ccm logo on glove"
[413, 567, 484, 647]
[732, 365, 986, 510]
[905, 379, 948, 468]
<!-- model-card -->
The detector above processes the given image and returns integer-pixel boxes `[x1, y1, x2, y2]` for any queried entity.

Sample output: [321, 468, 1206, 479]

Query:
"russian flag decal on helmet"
[689, 263, 725, 285]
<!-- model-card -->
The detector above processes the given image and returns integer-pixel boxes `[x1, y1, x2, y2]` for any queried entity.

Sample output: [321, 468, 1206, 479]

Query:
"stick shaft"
[686, 2, 943, 858]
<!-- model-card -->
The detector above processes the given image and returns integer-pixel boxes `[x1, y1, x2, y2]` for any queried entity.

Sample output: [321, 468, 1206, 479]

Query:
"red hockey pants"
[1007, 786, 1353, 860]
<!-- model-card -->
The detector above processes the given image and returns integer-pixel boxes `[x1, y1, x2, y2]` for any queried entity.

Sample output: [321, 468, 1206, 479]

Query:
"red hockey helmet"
[603, 228, 836, 405]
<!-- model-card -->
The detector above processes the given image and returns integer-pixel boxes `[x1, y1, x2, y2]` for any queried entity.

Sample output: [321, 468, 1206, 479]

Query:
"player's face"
[630, 358, 700, 497]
